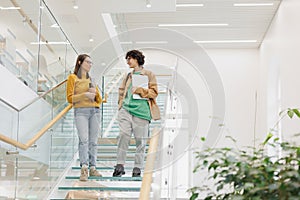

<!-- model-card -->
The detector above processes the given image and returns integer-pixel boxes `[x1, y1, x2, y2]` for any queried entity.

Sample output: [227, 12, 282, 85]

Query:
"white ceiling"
[44, 0, 281, 52]
[0, 0, 281, 63]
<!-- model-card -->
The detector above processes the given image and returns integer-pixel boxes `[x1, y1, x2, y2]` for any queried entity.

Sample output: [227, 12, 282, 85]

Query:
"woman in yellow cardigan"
[66, 54, 106, 181]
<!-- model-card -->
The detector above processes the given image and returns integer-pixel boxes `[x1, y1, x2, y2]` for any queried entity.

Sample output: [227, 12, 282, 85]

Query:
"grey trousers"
[117, 108, 149, 168]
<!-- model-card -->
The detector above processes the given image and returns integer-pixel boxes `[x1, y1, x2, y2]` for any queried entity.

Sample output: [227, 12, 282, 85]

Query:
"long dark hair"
[74, 54, 90, 79]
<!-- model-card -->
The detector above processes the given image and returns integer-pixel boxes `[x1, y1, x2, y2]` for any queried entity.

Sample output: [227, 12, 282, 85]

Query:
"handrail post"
[139, 127, 160, 200]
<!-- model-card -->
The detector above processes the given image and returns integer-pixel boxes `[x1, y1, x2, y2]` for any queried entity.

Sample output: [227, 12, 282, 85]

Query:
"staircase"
[50, 142, 147, 199]
[48, 92, 166, 199]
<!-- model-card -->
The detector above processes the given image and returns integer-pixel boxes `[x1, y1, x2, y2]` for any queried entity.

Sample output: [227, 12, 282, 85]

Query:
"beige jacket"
[118, 69, 161, 120]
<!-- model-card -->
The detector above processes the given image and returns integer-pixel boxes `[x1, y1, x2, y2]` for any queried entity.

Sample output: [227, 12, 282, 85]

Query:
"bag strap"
[125, 72, 131, 85]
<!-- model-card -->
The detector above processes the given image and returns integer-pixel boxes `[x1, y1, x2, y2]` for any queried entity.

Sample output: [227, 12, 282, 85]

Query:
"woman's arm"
[66, 74, 89, 103]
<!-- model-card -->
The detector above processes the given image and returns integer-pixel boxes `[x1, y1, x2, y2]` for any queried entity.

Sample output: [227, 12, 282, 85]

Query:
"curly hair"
[125, 50, 145, 66]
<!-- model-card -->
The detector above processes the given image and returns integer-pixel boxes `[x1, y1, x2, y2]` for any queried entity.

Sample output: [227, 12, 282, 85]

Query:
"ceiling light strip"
[0, 6, 20, 10]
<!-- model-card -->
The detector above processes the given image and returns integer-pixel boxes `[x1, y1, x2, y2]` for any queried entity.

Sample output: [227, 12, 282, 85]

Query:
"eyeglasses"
[84, 60, 93, 65]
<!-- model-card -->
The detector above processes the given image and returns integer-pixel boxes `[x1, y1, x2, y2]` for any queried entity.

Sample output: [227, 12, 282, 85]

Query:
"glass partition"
[0, 0, 78, 199]
[0, 81, 78, 199]
[0, 0, 77, 93]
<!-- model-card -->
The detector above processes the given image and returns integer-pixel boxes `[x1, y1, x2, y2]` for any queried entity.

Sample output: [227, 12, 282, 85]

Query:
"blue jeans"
[74, 107, 100, 167]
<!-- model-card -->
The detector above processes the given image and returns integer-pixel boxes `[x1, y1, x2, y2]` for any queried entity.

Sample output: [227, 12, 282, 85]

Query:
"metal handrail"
[19, 80, 67, 111]
[0, 80, 67, 112]
[0, 104, 72, 150]
[0, 76, 114, 150]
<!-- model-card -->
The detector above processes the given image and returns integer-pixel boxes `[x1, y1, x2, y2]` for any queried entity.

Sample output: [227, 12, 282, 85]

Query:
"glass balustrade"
[0, 0, 77, 94]
[0, 81, 78, 199]
[0, 0, 78, 199]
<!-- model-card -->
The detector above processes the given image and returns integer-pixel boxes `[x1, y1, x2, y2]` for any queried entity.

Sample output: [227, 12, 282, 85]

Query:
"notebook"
[132, 74, 148, 100]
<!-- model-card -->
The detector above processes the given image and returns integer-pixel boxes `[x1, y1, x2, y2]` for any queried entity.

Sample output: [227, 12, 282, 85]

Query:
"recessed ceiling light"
[194, 40, 257, 43]
[51, 23, 60, 28]
[234, 3, 274, 6]
[176, 4, 204, 7]
[89, 35, 94, 42]
[73, 0, 79, 9]
[158, 23, 228, 27]
[146, 0, 151, 8]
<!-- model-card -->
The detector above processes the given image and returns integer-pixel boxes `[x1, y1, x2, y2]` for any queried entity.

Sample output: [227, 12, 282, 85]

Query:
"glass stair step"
[65, 176, 142, 181]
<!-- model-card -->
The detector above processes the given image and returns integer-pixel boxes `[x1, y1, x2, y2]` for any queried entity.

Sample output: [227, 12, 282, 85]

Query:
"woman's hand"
[88, 87, 96, 94]
[85, 92, 96, 101]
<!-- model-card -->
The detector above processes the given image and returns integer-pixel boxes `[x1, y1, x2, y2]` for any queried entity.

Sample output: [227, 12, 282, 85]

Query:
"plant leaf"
[190, 193, 199, 200]
[263, 133, 273, 145]
[292, 109, 300, 118]
[287, 109, 294, 118]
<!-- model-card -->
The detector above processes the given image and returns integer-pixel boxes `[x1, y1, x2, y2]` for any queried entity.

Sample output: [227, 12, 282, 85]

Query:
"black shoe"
[113, 164, 125, 177]
[132, 167, 141, 177]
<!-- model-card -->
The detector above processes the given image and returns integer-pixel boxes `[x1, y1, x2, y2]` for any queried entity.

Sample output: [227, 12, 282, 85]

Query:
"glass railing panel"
[37, 0, 77, 92]
[0, 1, 78, 199]
[50, 108, 77, 169]
[0, 0, 77, 94]
[0, 0, 41, 92]
[0, 101, 18, 147]
[0, 100, 19, 199]
[101, 73, 125, 138]
[0, 81, 77, 199]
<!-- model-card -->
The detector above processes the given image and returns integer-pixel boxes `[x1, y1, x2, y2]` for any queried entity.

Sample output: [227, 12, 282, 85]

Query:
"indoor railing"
[0, 79, 77, 199]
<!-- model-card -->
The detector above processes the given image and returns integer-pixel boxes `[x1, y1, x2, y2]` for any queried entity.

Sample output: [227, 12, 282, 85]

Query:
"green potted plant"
[188, 108, 300, 200]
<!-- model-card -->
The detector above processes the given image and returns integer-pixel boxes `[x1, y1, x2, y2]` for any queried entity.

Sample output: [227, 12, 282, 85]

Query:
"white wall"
[260, 0, 300, 143]
[206, 49, 259, 148]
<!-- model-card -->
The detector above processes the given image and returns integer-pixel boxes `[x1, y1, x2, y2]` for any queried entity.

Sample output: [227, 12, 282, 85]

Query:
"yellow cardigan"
[66, 74, 103, 108]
